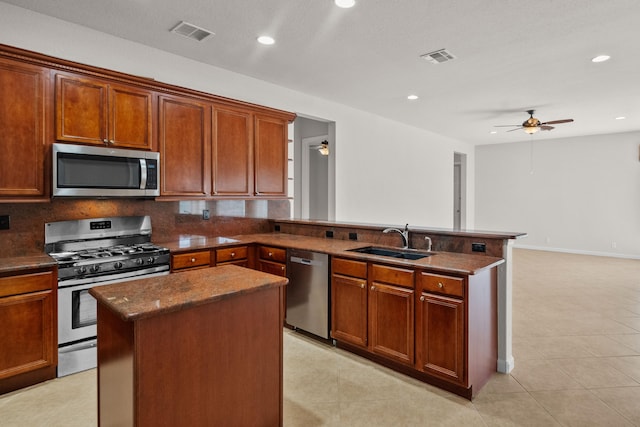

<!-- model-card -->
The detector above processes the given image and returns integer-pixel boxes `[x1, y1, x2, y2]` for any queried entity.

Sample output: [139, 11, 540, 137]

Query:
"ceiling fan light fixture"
[524, 126, 539, 135]
[591, 55, 611, 63]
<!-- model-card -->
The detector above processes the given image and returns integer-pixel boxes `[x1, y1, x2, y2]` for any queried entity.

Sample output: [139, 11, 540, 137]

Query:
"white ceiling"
[4, 0, 639, 145]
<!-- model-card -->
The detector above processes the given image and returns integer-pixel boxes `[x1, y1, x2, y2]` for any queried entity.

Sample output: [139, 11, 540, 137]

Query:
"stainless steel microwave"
[52, 143, 160, 197]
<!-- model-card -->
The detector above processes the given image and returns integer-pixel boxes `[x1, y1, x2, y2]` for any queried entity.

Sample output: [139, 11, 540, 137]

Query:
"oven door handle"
[140, 158, 148, 189]
[59, 340, 97, 354]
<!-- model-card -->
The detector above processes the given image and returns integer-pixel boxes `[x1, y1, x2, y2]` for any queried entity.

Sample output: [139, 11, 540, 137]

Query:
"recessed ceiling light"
[257, 36, 275, 45]
[407, 95, 419, 100]
[335, 0, 356, 8]
[615, 116, 626, 120]
[490, 131, 497, 134]
[591, 55, 610, 63]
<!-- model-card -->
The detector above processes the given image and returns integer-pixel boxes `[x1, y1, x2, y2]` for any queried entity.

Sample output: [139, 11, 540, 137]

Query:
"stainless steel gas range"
[45, 216, 170, 377]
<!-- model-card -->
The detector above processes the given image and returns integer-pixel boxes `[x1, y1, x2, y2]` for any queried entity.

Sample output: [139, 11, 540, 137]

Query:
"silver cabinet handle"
[190, 258, 196, 262]
[420, 295, 425, 302]
[231, 252, 236, 257]
[360, 283, 365, 289]
[438, 282, 444, 289]
[370, 285, 375, 291]
[268, 252, 273, 257]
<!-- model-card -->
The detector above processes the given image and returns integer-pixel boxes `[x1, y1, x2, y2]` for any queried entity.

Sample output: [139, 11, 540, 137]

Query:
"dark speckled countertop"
[0, 254, 56, 275]
[89, 264, 288, 322]
[158, 232, 504, 276]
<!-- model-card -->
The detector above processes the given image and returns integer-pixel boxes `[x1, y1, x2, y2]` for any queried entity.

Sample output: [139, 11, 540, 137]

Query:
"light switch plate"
[0, 215, 9, 230]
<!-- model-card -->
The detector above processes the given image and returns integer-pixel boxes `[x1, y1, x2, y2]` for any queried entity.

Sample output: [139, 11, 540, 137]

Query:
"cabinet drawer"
[418, 272, 464, 298]
[332, 257, 367, 279]
[370, 264, 414, 289]
[258, 260, 287, 277]
[0, 271, 54, 298]
[172, 251, 211, 271]
[258, 246, 286, 263]
[216, 246, 248, 263]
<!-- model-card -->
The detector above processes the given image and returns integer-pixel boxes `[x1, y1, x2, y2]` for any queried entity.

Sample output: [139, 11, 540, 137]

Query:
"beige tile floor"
[1, 248, 639, 426]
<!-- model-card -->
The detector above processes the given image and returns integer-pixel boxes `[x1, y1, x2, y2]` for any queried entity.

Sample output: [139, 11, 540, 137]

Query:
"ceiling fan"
[495, 110, 574, 134]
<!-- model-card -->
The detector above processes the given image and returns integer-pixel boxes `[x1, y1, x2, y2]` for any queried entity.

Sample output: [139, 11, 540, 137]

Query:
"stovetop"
[49, 243, 168, 263]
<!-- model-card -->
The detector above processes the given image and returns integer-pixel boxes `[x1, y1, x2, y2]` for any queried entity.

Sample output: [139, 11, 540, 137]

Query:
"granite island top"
[158, 232, 505, 275]
[89, 264, 288, 322]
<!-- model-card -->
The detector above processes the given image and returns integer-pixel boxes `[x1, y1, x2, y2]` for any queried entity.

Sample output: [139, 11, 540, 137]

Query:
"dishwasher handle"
[290, 256, 313, 265]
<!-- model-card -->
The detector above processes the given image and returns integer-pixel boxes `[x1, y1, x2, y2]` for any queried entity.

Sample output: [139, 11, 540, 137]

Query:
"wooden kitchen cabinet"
[0, 57, 49, 201]
[171, 250, 212, 271]
[0, 269, 57, 395]
[415, 272, 465, 384]
[212, 105, 253, 196]
[158, 94, 212, 198]
[368, 264, 415, 365]
[254, 114, 288, 197]
[216, 245, 249, 267]
[331, 258, 368, 347]
[331, 259, 414, 365]
[257, 245, 287, 276]
[55, 73, 153, 149]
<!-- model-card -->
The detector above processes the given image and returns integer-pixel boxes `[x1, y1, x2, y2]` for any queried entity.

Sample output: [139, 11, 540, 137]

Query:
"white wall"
[0, 2, 474, 230]
[476, 131, 640, 258]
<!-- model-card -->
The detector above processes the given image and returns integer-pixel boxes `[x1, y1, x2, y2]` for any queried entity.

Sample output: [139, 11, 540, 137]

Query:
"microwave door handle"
[139, 159, 147, 189]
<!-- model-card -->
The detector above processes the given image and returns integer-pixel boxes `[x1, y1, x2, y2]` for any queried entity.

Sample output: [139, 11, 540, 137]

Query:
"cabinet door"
[369, 282, 414, 365]
[158, 95, 211, 197]
[0, 290, 55, 379]
[108, 84, 153, 149]
[0, 58, 48, 199]
[415, 292, 465, 385]
[254, 114, 287, 196]
[212, 106, 252, 196]
[331, 273, 367, 347]
[55, 73, 108, 145]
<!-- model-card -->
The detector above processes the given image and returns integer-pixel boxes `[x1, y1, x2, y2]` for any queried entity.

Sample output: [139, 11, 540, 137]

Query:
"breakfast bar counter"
[90, 265, 288, 427]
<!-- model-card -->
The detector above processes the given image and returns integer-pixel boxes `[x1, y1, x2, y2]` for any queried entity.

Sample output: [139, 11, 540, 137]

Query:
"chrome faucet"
[383, 223, 410, 249]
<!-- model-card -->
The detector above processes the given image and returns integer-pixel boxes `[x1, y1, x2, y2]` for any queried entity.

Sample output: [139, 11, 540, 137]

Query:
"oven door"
[58, 281, 100, 345]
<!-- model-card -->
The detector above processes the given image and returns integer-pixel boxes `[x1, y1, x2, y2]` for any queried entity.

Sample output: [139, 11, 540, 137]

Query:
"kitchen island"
[89, 265, 288, 427]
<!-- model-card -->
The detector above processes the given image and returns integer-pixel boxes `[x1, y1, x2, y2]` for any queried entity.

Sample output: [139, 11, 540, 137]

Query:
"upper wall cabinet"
[254, 114, 289, 197]
[212, 106, 253, 197]
[158, 94, 212, 198]
[55, 73, 153, 150]
[0, 57, 49, 201]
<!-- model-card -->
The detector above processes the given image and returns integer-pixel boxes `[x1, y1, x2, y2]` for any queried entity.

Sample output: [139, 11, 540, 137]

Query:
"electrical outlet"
[325, 230, 334, 238]
[471, 242, 486, 253]
[349, 232, 358, 240]
[202, 209, 210, 220]
[274, 224, 281, 232]
[0, 215, 9, 230]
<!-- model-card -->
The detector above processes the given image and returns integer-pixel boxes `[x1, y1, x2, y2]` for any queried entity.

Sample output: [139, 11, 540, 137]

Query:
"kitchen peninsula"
[89, 265, 288, 426]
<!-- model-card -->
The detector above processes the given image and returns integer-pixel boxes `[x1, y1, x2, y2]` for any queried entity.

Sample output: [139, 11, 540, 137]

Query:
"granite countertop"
[159, 233, 504, 275]
[0, 254, 56, 275]
[89, 264, 288, 322]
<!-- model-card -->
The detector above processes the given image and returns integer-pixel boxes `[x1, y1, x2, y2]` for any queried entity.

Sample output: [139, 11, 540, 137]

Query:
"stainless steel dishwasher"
[286, 249, 330, 339]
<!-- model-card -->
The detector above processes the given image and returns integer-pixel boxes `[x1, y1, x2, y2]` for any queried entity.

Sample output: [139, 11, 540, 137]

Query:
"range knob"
[135, 258, 144, 266]
[89, 265, 101, 273]
[147, 257, 155, 264]
[114, 261, 123, 270]
[77, 266, 87, 275]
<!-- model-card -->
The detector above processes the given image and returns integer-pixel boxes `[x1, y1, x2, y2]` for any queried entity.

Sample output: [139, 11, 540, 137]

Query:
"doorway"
[453, 152, 466, 229]
[292, 116, 335, 220]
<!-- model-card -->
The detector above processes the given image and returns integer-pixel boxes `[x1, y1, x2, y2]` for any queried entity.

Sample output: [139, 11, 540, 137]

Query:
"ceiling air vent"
[420, 49, 456, 64]
[170, 21, 214, 42]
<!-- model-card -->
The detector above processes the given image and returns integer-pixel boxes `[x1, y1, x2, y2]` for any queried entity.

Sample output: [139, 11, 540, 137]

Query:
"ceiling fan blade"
[506, 127, 524, 132]
[494, 124, 521, 127]
[539, 125, 555, 131]
[540, 119, 574, 125]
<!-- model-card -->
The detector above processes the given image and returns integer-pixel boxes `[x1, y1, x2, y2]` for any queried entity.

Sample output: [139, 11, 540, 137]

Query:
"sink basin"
[347, 246, 431, 260]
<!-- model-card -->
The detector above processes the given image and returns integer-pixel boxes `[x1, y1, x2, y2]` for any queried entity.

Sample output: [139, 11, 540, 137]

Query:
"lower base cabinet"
[332, 257, 497, 400]
[0, 269, 57, 395]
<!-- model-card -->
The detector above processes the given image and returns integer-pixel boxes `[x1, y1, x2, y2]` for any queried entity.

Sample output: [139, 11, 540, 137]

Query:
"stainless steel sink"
[347, 246, 432, 260]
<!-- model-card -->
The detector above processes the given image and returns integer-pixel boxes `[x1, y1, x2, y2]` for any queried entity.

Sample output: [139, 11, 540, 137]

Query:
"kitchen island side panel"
[96, 284, 283, 426]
